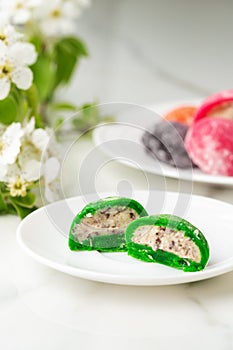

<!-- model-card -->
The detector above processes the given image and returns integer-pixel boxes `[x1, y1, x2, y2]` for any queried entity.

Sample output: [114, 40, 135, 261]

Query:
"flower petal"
[0, 12, 10, 28]
[31, 128, 49, 152]
[24, 117, 35, 136]
[28, 0, 42, 6]
[11, 66, 33, 90]
[39, 19, 62, 37]
[0, 77, 10, 100]
[18, 142, 40, 167]
[0, 139, 21, 165]
[44, 157, 60, 184]
[63, 1, 80, 18]
[3, 25, 23, 45]
[0, 163, 7, 181]
[9, 42, 37, 65]
[44, 180, 61, 203]
[12, 8, 31, 25]
[3, 163, 20, 183]
[0, 123, 23, 165]
[22, 159, 41, 182]
[0, 41, 7, 65]
[3, 122, 23, 141]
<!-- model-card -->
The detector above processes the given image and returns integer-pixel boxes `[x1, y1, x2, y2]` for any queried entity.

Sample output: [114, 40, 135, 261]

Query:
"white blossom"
[22, 117, 50, 154]
[0, 122, 23, 165]
[8, 176, 28, 197]
[40, 134, 61, 202]
[23, 115, 35, 135]
[43, 156, 60, 184]
[21, 159, 41, 181]
[0, 40, 37, 99]
[44, 179, 61, 202]
[22, 118, 61, 201]
[0, 10, 11, 29]
[3, 159, 40, 197]
[0, 24, 23, 46]
[42, 156, 61, 202]
[0, 118, 61, 201]
[35, 0, 90, 37]
[31, 128, 50, 153]
[0, 163, 7, 180]
[0, 0, 42, 25]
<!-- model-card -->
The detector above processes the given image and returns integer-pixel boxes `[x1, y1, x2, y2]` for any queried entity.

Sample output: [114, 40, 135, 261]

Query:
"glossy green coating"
[69, 196, 148, 252]
[126, 214, 210, 272]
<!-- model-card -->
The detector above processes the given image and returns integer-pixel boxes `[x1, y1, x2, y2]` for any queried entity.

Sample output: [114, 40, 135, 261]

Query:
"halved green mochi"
[126, 214, 209, 272]
[69, 196, 148, 252]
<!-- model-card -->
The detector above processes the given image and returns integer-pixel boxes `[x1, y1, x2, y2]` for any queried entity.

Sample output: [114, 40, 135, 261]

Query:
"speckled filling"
[72, 206, 139, 242]
[132, 225, 201, 262]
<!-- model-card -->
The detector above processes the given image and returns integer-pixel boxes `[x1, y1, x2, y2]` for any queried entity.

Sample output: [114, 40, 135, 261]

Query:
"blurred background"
[65, 0, 233, 106]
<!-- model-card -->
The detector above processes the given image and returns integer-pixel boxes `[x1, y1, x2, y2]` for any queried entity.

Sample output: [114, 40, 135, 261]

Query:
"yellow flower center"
[0, 31, 8, 45]
[51, 8, 61, 18]
[0, 63, 12, 78]
[0, 33, 6, 41]
[8, 177, 27, 197]
[15, 2, 24, 9]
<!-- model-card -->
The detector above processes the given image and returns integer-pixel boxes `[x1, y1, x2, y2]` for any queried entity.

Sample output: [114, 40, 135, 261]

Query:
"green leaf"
[50, 102, 77, 111]
[6, 204, 17, 216]
[0, 186, 35, 217]
[30, 35, 43, 53]
[54, 117, 64, 129]
[9, 197, 37, 219]
[0, 188, 7, 212]
[26, 84, 44, 127]
[10, 87, 21, 106]
[26, 84, 39, 115]
[31, 55, 55, 102]
[54, 36, 88, 88]
[72, 102, 114, 132]
[14, 204, 36, 219]
[11, 193, 36, 208]
[0, 94, 18, 125]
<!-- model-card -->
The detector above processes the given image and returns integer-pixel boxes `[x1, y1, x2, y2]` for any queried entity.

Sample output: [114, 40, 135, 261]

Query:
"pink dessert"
[194, 90, 233, 122]
[185, 118, 233, 176]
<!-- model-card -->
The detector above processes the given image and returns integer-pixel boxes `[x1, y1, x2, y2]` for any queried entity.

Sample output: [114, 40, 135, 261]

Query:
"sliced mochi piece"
[69, 197, 148, 252]
[126, 215, 209, 272]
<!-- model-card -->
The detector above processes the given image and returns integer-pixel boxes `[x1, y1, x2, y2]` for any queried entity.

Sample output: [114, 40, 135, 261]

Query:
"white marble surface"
[1, 1, 233, 349]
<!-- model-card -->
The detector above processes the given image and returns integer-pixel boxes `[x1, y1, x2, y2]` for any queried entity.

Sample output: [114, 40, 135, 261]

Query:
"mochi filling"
[132, 225, 201, 263]
[207, 102, 233, 120]
[72, 206, 139, 242]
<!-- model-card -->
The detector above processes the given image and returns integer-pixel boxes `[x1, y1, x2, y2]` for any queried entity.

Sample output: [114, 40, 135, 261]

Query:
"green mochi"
[126, 214, 210, 272]
[69, 196, 148, 252]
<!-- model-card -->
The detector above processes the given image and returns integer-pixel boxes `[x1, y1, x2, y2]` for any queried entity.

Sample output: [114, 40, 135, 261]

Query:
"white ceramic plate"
[17, 191, 233, 286]
[93, 101, 233, 186]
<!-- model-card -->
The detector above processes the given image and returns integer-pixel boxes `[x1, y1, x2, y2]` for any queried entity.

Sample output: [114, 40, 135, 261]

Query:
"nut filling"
[132, 225, 201, 263]
[72, 206, 139, 242]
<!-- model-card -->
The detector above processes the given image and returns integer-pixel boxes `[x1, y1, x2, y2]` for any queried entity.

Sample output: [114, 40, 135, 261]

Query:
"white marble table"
[1, 136, 233, 350]
[1, 0, 233, 348]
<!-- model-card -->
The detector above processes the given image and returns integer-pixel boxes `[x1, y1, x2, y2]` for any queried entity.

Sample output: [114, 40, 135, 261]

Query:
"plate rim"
[16, 191, 233, 286]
